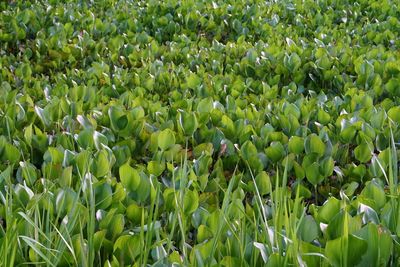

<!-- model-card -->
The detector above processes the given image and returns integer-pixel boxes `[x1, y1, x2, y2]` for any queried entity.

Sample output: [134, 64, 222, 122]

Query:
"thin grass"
[0, 167, 18, 267]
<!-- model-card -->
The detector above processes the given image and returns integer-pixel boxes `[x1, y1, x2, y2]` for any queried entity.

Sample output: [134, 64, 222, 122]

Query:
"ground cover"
[0, 0, 400, 266]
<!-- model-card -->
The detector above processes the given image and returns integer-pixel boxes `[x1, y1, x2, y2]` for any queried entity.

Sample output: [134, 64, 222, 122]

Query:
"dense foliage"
[1, 0, 400, 266]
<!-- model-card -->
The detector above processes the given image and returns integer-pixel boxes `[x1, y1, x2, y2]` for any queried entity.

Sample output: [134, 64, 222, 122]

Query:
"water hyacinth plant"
[1, 0, 400, 266]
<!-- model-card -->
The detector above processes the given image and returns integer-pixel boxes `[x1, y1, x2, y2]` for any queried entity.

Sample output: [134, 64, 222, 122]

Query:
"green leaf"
[302, 153, 319, 169]
[169, 251, 183, 264]
[385, 78, 400, 96]
[55, 188, 77, 217]
[75, 150, 91, 176]
[293, 182, 312, 198]
[0, 166, 12, 184]
[299, 241, 327, 267]
[178, 110, 198, 136]
[108, 106, 128, 131]
[376, 133, 389, 151]
[94, 230, 107, 251]
[158, 129, 175, 151]
[307, 134, 325, 157]
[44, 147, 63, 164]
[126, 203, 143, 225]
[388, 106, 400, 124]
[318, 197, 341, 223]
[369, 155, 386, 178]
[283, 103, 301, 119]
[354, 223, 392, 266]
[19, 161, 37, 186]
[193, 143, 214, 158]
[197, 97, 213, 113]
[93, 150, 110, 177]
[187, 72, 201, 88]
[281, 153, 295, 170]
[113, 235, 140, 263]
[108, 214, 125, 240]
[241, 140, 258, 161]
[320, 157, 334, 177]
[326, 211, 362, 240]
[147, 160, 165, 176]
[197, 225, 213, 243]
[317, 109, 331, 125]
[3, 143, 21, 164]
[360, 179, 386, 210]
[284, 52, 302, 73]
[306, 162, 323, 186]
[184, 189, 199, 215]
[232, 19, 242, 33]
[93, 131, 109, 150]
[119, 163, 140, 192]
[352, 164, 367, 179]
[343, 182, 359, 197]
[24, 124, 33, 147]
[266, 253, 284, 267]
[288, 136, 304, 154]
[60, 166, 73, 187]
[298, 215, 318, 242]
[34, 106, 51, 128]
[14, 184, 34, 207]
[77, 128, 94, 149]
[134, 175, 151, 203]
[112, 183, 126, 203]
[370, 109, 386, 129]
[265, 141, 285, 162]
[253, 242, 268, 263]
[95, 182, 113, 209]
[357, 203, 379, 224]
[293, 161, 305, 179]
[77, 115, 93, 129]
[354, 143, 372, 163]
[325, 234, 367, 267]
[255, 171, 271, 195]
[220, 115, 235, 138]
[340, 126, 357, 143]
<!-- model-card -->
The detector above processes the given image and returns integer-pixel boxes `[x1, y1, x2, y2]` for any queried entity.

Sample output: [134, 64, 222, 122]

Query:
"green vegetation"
[1, 0, 400, 266]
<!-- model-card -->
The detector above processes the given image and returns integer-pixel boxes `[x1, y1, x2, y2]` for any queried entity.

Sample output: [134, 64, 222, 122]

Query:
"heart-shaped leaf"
[306, 162, 323, 186]
[298, 215, 318, 242]
[178, 110, 198, 136]
[307, 134, 325, 157]
[354, 143, 372, 163]
[119, 163, 140, 192]
[288, 136, 304, 154]
[265, 141, 285, 162]
[183, 189, 199, 215]
[158, 129, 175, 151]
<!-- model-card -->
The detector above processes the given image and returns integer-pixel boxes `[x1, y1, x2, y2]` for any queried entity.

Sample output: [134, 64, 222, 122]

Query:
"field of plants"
[0, 0, 400, 266]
